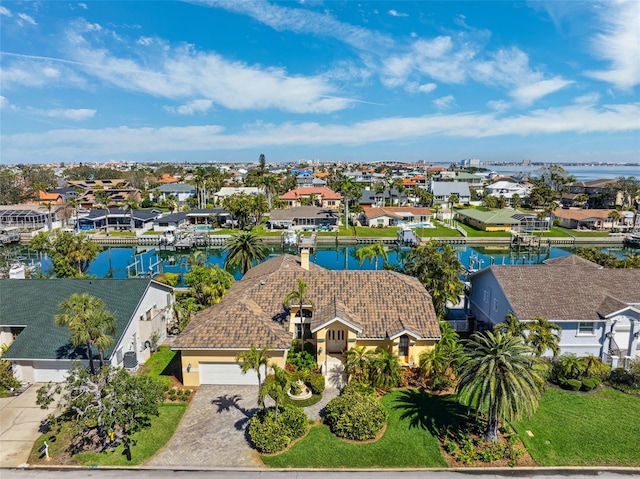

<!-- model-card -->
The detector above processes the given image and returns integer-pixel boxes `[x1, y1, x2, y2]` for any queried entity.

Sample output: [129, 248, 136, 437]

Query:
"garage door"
[33, 361, 70, 382]
[199, 363, 257, 385]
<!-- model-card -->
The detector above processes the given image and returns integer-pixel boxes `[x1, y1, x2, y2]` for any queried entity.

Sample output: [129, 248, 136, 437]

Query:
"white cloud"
[584, 0, 640, 88]
[405, 82, 437, 94]
[0, 96, 10, 109]
[487, 100, 511, 112]
[433, 95, 456, 110]
[510, 77, 573, 105]
[573, 92, 600, 104]
[388, 9, 408, 18]
[165, 99, 214, 115]
[78, 3, 88, 10]
[137, 36, 154, 46]
[0, 56, 87, 89]
[2, 103, 638, 161]
[0, 6, 12, 17]
[17, 12, 37, 25]
[40, 108, 96, 120]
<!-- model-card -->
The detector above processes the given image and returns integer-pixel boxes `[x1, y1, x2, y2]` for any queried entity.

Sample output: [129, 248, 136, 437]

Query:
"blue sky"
[1, 1, 639, 165]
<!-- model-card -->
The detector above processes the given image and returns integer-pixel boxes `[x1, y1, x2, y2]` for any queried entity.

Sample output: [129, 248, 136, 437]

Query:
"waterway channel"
[7, 243, 634, 284]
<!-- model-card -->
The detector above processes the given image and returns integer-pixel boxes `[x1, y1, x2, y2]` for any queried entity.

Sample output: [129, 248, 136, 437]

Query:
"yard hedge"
[325, 388, 387, 441]
[248, 406, 308, 454]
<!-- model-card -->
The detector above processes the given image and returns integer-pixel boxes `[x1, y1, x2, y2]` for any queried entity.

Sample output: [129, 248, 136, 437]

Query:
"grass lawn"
[457, 223, 512, 238]
[512, 387, 640, 467]
[137, 345, 180, 389]
[261, 390, 450, 468]
[281, 393, 323, 408]
[546, 226, 610, 238]
[29, 403, 187, 466]
[417, 224, 462, 238]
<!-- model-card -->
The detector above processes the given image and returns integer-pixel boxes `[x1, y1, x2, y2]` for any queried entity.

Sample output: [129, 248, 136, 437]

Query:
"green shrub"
[581, 378, 599, 391]
[563, 379, 582, 391]
[325, 392, 387, 441]
[428, 374, 454, 391]
[248, 406, 308, 453]
[342, 380, 375, 397]
[307, 372, 325, 395]
[286, 350, 317, 372]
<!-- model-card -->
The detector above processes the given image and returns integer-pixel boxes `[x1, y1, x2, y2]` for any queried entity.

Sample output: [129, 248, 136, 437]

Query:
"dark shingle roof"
[0, 279, 155, 360]
[173, 255, 440, 350]
[543, 254, 601, 268]
[486, 266, 640, 320]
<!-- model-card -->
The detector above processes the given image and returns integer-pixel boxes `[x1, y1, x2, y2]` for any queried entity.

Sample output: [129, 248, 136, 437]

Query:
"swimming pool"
[188, 225, 214, 232]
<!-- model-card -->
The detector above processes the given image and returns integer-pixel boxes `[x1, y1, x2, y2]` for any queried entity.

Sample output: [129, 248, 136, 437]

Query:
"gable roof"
[543, 254, 601, 268]
[430, 182, 471, 196]
[280, 187, 342, 201]
[173, 255, 440, 350]
[0, 279, 166, 360]
[479, 265, 640, 321]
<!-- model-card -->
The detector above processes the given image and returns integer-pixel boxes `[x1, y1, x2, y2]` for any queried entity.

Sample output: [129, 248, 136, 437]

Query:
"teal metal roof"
[0, 279, 153, 361]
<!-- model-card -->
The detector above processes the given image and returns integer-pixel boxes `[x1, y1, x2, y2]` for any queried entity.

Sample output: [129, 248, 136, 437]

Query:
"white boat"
[283, 230, 298, 246]
[624, 233, 640, 247]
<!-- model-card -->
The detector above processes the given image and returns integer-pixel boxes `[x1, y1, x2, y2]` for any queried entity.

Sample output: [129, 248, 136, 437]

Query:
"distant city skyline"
[1, 1, 639, 165]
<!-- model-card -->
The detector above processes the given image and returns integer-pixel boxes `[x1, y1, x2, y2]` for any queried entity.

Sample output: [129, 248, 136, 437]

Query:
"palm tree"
[236, 345, 272, 392]
[526, 315, 562, 358]
[554, 353, 585, 380]
[608, 210, 622, 232]
[447, 194, 459, 227]
[55, 293, 116, 374]
[259, 175, 280, 209]
[223, 231, 267, 274]
[354, 242, 388, 270]
[283, 279, 313, 351]
[457, 331, 544, 442]
[493, 313, 528, 339]
[259, 364, 291, 421]
[372, 347, 402, 389]
[344, 345, 374, 382]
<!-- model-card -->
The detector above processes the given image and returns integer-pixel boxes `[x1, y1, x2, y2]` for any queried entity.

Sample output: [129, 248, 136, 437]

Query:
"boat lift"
[127, 252, 162, 278]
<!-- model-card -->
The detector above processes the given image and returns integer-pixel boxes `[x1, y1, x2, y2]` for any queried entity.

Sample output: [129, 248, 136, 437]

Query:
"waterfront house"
[268, 206, 340, 230]
[468, 260, 640, 365]
[0, 278, 174, 383]
[173, 254, 440, 386]
[430, 182, 471, 205]
[0, 204, 63, 230]
[77, 208, 163, 231]
[456, 208, 525, 232]
[552, 208, 631, 231]
[280, 187, 342, 210]
[360, 207, 432, 228]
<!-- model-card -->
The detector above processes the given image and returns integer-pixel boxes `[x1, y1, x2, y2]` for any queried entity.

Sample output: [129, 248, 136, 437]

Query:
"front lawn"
[137, 345, 180, 389]
[28, 402, 187, 466]
[261, 390, 449, 468]
[512, 387, 640, 467]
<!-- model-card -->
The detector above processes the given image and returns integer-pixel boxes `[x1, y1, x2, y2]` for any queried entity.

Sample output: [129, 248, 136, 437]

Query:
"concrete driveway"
[0, 384, 52, 467]
[146, 385, 264, 468]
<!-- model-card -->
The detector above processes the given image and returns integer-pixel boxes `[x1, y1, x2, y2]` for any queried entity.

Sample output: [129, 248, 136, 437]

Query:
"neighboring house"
[66, 179, 142, 209]
[359, 189, 408, 207]
[344, 171, 383, 185]
[268, 206, 340, 229]
[50, 187, 79, 202]
[0, 278, 174, 383]
[77, 208, 163, 231]
[467, 259, 640, 365]
[173, 254, 441, 386]
[154, 183, 196, 205]
[280, 187, 342, 209]
[157, 173, 179, 184]
[153, 212, 189, 232]
[552, 208, 631, 231]
[296, 174, 327, 188]
[564, 179, 623, 208]
[485, 180, 532, 200]
[456, 208, 535, 232]
[34, 191, 65, 206]
[214, 187, 263, 202]
[0, 204, 63, 230]
[430, 182, 471, 204]
[360, 207, 432, 228]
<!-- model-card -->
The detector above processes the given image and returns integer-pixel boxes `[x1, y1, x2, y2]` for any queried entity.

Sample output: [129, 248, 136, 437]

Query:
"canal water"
[12, 243, 634, 283]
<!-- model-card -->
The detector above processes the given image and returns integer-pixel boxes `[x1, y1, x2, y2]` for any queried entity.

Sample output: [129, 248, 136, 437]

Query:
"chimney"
[300, 247, 310, 270]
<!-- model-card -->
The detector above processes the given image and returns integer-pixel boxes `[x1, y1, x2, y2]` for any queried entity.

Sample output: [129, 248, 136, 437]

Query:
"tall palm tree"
[283, 279, 313, 351]
[259, 175, 280, 209]
[94, 189, 110, 236]
[55, 293, 116, 374]
[526, 315, 562, 358]
[447, 194, 459, 227]
[223, 231, 267, 274]
[607, 209, 622, 232]
[236, 345, 272, 393]
[457, 331, 544, 442]
[354, 242, 388, 270]
[259, 364, 291, 421]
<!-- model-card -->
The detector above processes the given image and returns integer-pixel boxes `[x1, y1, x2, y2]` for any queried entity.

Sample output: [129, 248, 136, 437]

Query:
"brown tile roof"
[485, 265, 640, 321]
[363, 206, 432, 220]
[280, 187, 342, 201]
[543, 254, 601, 268]
[552, 208, 613, 220]
[173, 255, 440, 350]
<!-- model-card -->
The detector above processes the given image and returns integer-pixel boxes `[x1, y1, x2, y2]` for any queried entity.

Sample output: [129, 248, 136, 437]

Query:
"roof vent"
[260, 280, 266, 286]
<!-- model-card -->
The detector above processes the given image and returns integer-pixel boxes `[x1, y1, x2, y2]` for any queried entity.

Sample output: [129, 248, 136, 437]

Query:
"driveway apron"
[146, 385, 264, 468]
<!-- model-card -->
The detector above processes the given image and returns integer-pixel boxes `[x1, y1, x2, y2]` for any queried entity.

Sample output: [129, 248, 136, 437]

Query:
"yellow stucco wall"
[180, 349, 288, 387]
